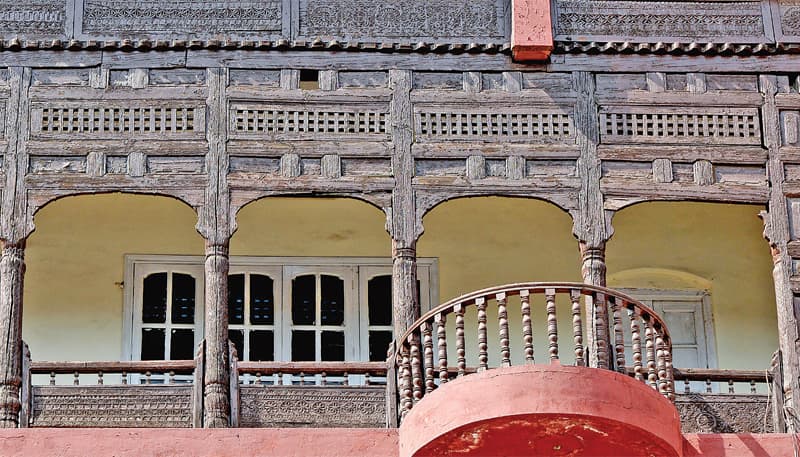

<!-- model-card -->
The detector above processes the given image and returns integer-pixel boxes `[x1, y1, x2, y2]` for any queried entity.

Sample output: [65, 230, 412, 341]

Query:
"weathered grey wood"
[466, 155, 486, 180]
[389, 69, 421, 338]
[192, 341, 205, 428]
[18, 343, 30, 428]
[319, 70, 338, 91]
[198, 68, 233, 428]
[760, 74, 800, 431]
[653, 159, 674, 183]
[280, 153, 302, 178]
[771, 350, 787, 433]
[385, 341, 399, 428]
[693, 160, 715, 186]
[229, 342, 239, 428]
[320, 154, 342, 178]
[0, 242, 25, 427]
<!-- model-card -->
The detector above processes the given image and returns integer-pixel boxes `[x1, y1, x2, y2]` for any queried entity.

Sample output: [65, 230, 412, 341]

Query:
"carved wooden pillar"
[392, 241, 419, 338]
[573, 71, 612, 370]
[203, 240, 230, 428]
[760, 75, 800, 428]
[389, 69, 423, 338]
[0, 241, 25, 427]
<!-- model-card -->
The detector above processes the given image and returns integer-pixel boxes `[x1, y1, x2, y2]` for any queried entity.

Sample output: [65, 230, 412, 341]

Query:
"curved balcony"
[392, 282, 682, 457]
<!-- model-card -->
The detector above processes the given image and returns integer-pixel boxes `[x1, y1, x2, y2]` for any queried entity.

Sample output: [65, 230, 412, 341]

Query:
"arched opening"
[607, 201, 776, 373]
[24, 193, 203, 362]
[418, 196, 580, 304]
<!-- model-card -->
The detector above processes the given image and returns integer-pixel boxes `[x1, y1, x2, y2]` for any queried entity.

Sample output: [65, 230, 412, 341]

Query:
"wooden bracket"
[511, 0, 554, 62]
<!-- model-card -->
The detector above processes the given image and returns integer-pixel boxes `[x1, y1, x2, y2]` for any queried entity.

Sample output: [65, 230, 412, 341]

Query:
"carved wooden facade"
[0, 0, 797, 434]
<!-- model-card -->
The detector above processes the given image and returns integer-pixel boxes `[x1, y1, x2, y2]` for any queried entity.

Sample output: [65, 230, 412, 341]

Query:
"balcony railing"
[392, 282, 675, 422]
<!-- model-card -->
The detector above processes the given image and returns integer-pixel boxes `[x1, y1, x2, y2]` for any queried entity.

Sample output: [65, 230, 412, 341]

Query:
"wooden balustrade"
[671, 368, 773, 394]
[394, 282, 675, 421]
[236, 361, 388, 386]
[29, 360, 197, 385]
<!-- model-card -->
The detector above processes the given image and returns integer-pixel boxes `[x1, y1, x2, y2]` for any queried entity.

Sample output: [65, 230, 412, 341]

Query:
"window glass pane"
[171, 273, 195, 324]
[321, 275, 344, 326]
[229, 329, 244, 361]
[321, 331, 345, 361]
[170, 329, 194, 360]
[249, 330, 274, 361]
[369, 330, 393, 362]
[250, 274, 274, 325]
[292, 330, 316, 361]
[292, 275, 316, 325]
[142, 273, 167, 324]
[141, 328, 165, 360]
[228, 274, 245, 325]
[368, 275, 392, 326]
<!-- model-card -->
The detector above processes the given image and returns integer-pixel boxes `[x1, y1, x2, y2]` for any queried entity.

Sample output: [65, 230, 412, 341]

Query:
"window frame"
[123, 255, 439, 362]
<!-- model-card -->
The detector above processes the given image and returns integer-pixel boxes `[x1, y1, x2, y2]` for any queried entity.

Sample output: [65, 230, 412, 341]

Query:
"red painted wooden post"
[511, 0, 554, 61]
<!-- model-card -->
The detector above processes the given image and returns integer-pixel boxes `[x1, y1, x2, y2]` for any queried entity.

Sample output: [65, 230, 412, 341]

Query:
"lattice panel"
[31, 105, 203, 139]
[230, 105, 389, 139]
[600, 108, 761, 145]
[414, 110, 574, 142]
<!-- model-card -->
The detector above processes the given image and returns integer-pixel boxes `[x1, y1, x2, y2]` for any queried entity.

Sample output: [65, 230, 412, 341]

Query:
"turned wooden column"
[0, 241, 25, 427]
[580, 242, 610, 370]
[203, 240, 230, 428]
[392, 241, 419, 338]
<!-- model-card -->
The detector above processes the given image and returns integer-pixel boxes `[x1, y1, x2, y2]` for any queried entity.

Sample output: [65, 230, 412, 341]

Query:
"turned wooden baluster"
[628, 306, 644, 382]
[455, 304, 466, 377]
[644, 317, 658, 389]
[399, 345, 413, 417]
[409, 332, 423, 403]
[520, 289, 534, 364]
[655, 327, 668, 395]
[435, 313, 449, 384]
[422, 321, 435, 394]
[546, 289, 559, 363]
[664, 337, 675, 401]
[49, 372, 55, 386]
[121, 371, 128, 385]
[728, 380, 735, 394]
[497, 292, 511, 367]
[97, 371, 103, 385]
[612, 297, 625, 372]
[73, 371, 79, 386]
[570, 289, 584, 366]
[593, 292, 610, 370]
[476, 297, 489, 371]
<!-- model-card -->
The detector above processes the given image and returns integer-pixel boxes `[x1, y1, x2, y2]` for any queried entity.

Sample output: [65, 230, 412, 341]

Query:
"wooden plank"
[30, 360, 196, 374]
[19, 343, 30, 428]
[598, 145, 767, 164]
[229, 343, 239, 428]
[237, 361, 388, 376]
[192, 340, 205, 428]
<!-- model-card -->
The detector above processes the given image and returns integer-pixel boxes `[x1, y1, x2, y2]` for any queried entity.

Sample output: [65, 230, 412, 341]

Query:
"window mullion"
[243, 273, 251, 362]
[316, 274, 322, 361]
[165, 271, 173, 360]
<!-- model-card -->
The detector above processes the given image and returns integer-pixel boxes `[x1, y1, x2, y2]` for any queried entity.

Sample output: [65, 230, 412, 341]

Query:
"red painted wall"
[0, 429, 796, 456]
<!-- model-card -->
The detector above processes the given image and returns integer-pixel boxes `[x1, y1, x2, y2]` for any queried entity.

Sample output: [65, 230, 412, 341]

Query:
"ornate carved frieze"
[229, 104, 389, 140]
[600, 108, 761, 145]
[414, 109, 573, 143]
[676, 394, 774, 433]
[81, 0, 282, 35]
[0, 0, 66, 37]
[29, 103, 205, 139]
[555, 1, 765, 41]
[239, 386, 386, 428]
[778, 0, 800, 40]
[298, 0, 507, 40]
[30, 386, 193, 427]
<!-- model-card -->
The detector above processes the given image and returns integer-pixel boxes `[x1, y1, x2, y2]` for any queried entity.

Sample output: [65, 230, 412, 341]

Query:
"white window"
[621, 289, 717, 370]
[123, 256, 438, 363]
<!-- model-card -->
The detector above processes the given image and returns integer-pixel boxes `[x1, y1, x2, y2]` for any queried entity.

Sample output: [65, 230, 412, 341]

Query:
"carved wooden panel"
[414, 109, 573, 143]
[229, 104, 389, 140]
[0, 0, 67, 38]
[30, 103, 204, 140]
[78, 0, 282, 38]
[297, 0, 508, 42]
[239, 386, 386, 428]
[29, 386, 193, 427]
[600, 108, 761, 146]
[676, 394, 773, 434]
[554, 1, 767, 43]
[775, 0, 800, 42]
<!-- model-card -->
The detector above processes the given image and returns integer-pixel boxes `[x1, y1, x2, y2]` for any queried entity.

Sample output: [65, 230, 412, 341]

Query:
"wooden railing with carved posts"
[20, 342, 203, 428]
[393, 282, 675, 423]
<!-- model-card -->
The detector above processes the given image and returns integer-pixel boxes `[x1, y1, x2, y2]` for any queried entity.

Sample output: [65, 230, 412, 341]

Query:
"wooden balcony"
[16, 283, 785, 434]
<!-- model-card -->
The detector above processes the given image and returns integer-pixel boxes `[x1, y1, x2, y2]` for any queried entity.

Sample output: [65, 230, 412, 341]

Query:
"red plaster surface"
[399, 364, 682, 457]
[0, 428, 399, 457]
[683, 434, 798, 457]
[512, 0, 554, 61]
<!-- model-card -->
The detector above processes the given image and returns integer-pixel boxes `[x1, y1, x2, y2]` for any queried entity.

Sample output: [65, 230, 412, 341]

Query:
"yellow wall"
[232, 197, 389, 256]
[607, 202, 777, 370]
[23, 195, 777, 371]
[23, 193, 204, 361]
[418, 197, 581, 302]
